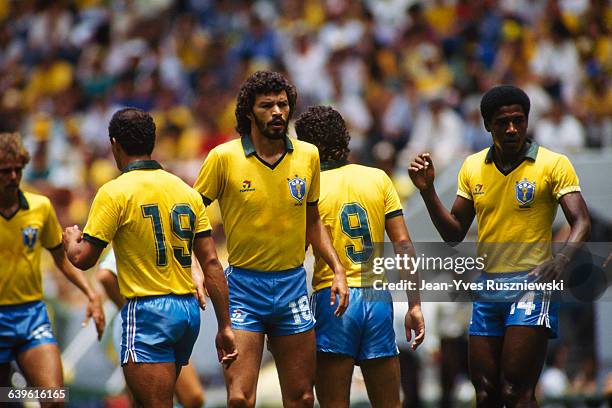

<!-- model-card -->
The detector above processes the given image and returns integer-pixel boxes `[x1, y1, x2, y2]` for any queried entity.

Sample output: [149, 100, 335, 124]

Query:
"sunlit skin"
[485, 104, 529, 172]
[250, 91, 290, 141]
[0, 160, 23, 214]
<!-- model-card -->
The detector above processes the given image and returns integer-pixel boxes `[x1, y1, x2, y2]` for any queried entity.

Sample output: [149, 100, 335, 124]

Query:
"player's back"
[84, 162, 210, 298]
[313, 164, 403, 290]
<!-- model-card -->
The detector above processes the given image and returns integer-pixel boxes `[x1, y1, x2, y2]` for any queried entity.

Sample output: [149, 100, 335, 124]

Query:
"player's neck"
[250, 132, 285, 161]
[494, 141, 530, 171]
[0, 190, 19, 215]
[120, 155, 153, 171]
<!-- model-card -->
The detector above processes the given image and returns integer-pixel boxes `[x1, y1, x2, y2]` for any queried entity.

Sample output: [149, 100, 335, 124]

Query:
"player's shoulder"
[209, 138, 243, 157]
[292, 139, 319, 156]
[535, 144, 571, 165]
[21, 190, 52, 210]
[463, 148, 489, 166]
[345, 163, 388, 181]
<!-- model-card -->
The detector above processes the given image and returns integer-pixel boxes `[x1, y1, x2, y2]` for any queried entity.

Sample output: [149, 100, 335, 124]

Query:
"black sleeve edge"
[83, 234, 109, 248]
[385, 209, 404, 219]
[194, 230, 212, 239]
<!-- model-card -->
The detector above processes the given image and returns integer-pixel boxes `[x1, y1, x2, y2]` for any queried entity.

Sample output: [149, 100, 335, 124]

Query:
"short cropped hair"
[0, 132, 30, 165]
[235, 71, 297, 137]
[480, 85, 531, 125]
[295, 106, 350, 162]
[108, 108, 156, 155]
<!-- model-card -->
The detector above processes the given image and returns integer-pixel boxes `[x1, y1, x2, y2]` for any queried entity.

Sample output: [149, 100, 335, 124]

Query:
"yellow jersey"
[193, 136, 320, 271]
[312, 162, 403, 291]
[83, 160, 211, 298]
[457, 142, 581, 272]
[0, 191, 63, 305]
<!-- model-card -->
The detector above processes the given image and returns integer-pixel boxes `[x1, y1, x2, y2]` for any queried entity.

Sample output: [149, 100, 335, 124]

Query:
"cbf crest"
[22, 226, 39, 251]
[515, 178, 536, 207]
[287, 175, 307, 203]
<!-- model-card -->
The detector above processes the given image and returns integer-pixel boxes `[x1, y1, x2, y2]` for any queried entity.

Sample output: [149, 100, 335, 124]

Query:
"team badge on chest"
[22, 226, 39, 251]
[515, 179, 536, 207]
[287, 176, 307, 203]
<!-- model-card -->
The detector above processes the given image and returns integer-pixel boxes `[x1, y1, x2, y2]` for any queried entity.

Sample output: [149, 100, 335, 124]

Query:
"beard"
[253, 115, 288, 140]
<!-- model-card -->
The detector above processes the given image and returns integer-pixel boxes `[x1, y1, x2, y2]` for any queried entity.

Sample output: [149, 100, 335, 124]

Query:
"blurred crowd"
[0, 0, 610, 227]
[1, 0, 611, 403]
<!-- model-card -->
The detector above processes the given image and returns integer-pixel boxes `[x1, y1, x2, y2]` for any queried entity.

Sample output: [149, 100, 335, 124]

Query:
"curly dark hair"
[108, 108, 156, 155]
[480, 85, 531, 126]
[295, 106, 350, 162]
[235, 71, 297, 137]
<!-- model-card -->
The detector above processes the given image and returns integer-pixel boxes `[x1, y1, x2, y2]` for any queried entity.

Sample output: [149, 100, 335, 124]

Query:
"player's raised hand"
[84, 292, 106, 340]
[62, 225, 83, 246]
[405, 305, 425, 351]
[216, 327, 238, 367]
[330, 271, 349, 317]
[408, 153, 435, 192]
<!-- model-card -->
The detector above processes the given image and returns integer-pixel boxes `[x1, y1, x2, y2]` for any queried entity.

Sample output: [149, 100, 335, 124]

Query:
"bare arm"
[557, 192, 591, 256]
[95, 268, 126, 309]
[386, 215, 425, 350]
[63, 225, 104, 270]
[50, 246, 105, 339]
[531, 192, 591, 281]
[192, 235, 237, 365]
[409, 153, 475, 243]
[306, 204, 349, 316]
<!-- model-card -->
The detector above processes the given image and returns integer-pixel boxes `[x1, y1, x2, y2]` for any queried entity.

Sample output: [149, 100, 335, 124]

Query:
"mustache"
[268, 118, 286, 126]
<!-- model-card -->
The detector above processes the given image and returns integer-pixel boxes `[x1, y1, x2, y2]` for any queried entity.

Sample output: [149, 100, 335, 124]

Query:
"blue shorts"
[469, 272, 559, 338]
[313, 287, 399, 362]
[0, 301, 57, 363]
[121, 294, 200, 366]
[226, 265, 314, 336]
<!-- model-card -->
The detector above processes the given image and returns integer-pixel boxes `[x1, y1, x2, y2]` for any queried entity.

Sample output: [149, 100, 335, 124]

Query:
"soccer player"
[408, 85, 591, 407]
[295, 106, 425, 408]
[193, 71, 349, 408]
[0, 132, 105, 399]
[63, 108, 237, 407]
[97, 249, 205, 408]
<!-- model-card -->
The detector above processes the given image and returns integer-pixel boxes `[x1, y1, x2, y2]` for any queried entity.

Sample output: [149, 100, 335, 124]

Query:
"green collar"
[484, 140, 539, 163]
[241, 135, 294, 157]
[123, 160, 163, 173]
[18, 190, 29, 210]
[321, 159, 349, 171]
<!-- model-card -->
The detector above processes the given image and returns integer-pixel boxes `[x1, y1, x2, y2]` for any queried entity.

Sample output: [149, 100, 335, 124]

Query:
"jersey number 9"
[340, 202, 373, 264]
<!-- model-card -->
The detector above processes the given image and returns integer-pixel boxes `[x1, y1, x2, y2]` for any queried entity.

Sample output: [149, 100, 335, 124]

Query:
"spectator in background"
[534, 99, 586, 155]
[402, 94, 464, 170]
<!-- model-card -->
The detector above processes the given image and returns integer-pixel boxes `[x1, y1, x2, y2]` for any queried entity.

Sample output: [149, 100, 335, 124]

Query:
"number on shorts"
[510, 291, 536, 315]
[340, 202, 373, 264]
[142, 203, 196, 268]
[289, 295, 312, 324]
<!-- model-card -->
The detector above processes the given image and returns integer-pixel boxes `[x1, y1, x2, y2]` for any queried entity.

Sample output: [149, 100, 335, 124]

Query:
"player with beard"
[409, 85, 590, 407]
[193, 71, 349, 408]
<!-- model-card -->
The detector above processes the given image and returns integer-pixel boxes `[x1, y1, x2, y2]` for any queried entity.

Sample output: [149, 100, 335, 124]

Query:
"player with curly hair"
[295, 106, 425, 407]
[194, 72, 349, 408]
